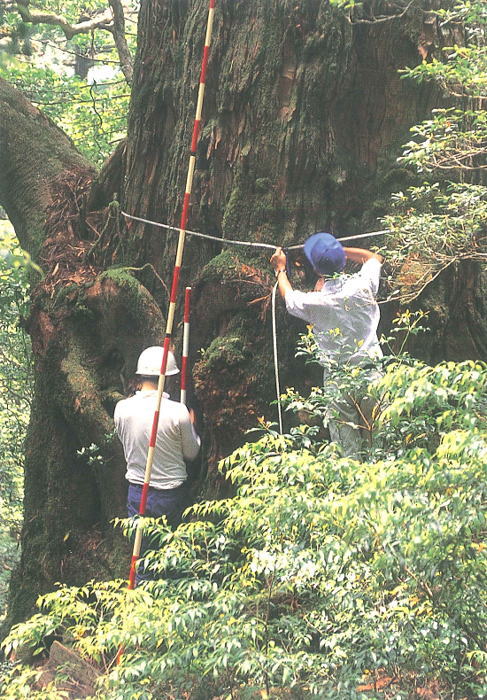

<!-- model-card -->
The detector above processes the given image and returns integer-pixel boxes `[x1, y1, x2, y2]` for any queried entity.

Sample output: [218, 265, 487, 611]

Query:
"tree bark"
[119, 0, 452, 465]
[0, 77, 90, 258]
[1, 1, 485, 628]
[0, 80, 165, 627]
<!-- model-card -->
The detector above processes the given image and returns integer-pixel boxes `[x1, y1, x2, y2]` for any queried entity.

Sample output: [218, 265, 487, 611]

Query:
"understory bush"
[1, 359, 486, 699]
[0, 227, 32, 619]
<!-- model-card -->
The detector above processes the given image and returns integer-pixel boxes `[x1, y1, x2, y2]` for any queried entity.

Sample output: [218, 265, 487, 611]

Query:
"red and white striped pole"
[180, 287, 191, 405]
[127, 0, 216, 591]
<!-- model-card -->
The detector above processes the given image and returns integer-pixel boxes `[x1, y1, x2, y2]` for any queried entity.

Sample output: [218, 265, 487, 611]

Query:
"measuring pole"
[126, 0, 216, 591]
[180, 287, 191, 405]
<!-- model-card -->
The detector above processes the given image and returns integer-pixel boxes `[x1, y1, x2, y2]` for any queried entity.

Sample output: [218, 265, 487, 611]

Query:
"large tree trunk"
[0, 79, 167, 627]
[1, 1, 485, 628]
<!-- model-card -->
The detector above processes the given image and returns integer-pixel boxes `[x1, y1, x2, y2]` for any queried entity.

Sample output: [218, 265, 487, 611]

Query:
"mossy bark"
[0, 82, 168, 628]
[0, 77, 91, 260]
[1, 1, 485, 627]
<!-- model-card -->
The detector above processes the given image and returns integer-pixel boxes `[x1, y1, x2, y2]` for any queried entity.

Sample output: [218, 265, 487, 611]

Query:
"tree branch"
[108, 0, 133, 84]
[38, 39, 122, 65]
[12, 1, 134, 83]
[345, 0, 417, 25]
[0, 77, 94, 259]
[14, 1, 114, 40]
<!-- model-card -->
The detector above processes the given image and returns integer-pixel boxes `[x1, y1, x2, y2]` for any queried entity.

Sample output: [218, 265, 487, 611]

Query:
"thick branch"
[346, 0, 417, 24]
[14, 1, 113, 40]
[0, 77, 94, 260]
[108, 0, 133, 84]
[13, 1, 134, 83]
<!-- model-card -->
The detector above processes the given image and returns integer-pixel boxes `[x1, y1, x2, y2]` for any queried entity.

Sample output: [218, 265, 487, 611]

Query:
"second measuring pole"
[127, 0, 216, 590]
[180, 287, 191, 405]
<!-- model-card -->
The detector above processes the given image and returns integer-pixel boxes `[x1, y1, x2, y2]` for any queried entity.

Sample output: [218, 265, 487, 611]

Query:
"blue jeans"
[127, 482, 188, 584]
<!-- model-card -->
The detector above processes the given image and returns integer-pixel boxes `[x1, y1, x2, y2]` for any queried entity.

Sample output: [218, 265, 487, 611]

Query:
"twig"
[345, 0, 416, 25]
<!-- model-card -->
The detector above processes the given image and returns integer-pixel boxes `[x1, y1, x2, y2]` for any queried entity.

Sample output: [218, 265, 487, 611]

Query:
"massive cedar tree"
[1, 0, 484, 627]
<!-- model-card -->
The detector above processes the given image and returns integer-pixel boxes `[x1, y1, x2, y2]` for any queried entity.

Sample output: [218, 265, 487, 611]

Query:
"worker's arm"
[270, 247, 293, 299]
[179, 406, 201, 461]
[343, 247, 383, 264]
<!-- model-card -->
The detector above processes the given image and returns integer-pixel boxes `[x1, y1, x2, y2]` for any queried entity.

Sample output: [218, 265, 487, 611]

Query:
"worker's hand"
[270, 247, 287, 272]
[188, 408, 196, 424]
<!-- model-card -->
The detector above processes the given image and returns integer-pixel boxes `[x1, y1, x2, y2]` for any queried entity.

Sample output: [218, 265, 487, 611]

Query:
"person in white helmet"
[114, 346, 200, 583]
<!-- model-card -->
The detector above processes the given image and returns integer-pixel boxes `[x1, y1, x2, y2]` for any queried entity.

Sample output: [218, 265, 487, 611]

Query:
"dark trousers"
[127, 482, 188, 584]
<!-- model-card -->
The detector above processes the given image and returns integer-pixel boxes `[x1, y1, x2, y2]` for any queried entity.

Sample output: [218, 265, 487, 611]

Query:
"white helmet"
[136, 346, 180, 376]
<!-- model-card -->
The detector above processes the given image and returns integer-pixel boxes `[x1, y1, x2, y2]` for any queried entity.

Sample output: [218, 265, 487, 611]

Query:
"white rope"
[123, 211, 277, 250]
[272, 281, 283, 434]
[287, 229, 390, 248]
[122, 211, 389, 251]
[122, 210, 389, 436]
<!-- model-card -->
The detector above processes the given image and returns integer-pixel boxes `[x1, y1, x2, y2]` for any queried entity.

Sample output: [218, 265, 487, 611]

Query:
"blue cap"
[303, 232, 346, 276]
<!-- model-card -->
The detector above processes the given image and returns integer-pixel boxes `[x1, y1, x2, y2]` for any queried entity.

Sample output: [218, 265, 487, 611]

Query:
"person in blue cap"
[270, 232, 383, 459]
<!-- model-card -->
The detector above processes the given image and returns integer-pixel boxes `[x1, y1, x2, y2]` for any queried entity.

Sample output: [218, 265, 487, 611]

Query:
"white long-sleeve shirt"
[114, 390, 201, 489]
[285, 258, 383, 373]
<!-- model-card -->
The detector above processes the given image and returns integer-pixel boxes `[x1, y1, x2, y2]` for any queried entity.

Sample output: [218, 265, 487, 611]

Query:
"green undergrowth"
[0, 228, 31, 622]
[1, 360, 486, 699]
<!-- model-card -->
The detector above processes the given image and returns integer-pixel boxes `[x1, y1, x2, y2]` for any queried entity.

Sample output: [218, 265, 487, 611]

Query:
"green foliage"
[0, 1, 135, 166]
[76, 442, 104, 467]
[383, 180, 486, 302]
[0, 226, 32, 619]
[284, 311, 430, 443]
[382, 0, 487, 303]
[2, 61, 129, 166]
[1, 0, 131, 58]
[400, 107, 487, 174]
[2, 356, 485, 698]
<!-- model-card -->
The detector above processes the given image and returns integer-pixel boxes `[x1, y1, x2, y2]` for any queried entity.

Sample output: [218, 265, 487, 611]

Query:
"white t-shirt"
[114, 390, 201, 490]
[285, 258, 383, 372]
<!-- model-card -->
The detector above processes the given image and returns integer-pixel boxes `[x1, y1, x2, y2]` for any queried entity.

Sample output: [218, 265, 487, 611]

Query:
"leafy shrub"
[1, 360, 486, 699]
[0, 228, 32, 619]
